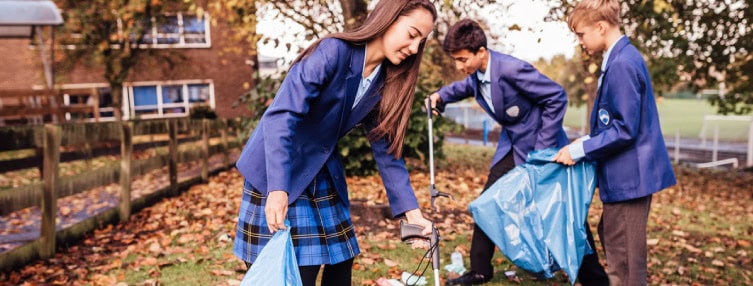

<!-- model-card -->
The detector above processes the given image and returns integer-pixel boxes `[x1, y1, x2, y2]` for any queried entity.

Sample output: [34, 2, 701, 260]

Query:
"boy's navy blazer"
[437, 50, 569, 167]
[235, 38, 418, 216]
[583, 37, 676, 203]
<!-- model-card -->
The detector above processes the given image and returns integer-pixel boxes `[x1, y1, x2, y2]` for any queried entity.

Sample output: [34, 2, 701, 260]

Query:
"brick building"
[0, 4, 277, 124]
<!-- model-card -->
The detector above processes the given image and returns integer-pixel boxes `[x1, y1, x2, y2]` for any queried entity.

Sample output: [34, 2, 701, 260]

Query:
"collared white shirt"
[597, 35, 625, 89]
[476, 54, 494, 114]
[353, 46, 382, 110]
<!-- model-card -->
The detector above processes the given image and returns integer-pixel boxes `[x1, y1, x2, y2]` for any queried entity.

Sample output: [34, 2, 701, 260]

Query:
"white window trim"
[33, 83, 119, 122]
[32, 80, 214, 121]
[128, 79, 215, 120]
[133, 12, 212, 49]
[52, 12, 211, 50]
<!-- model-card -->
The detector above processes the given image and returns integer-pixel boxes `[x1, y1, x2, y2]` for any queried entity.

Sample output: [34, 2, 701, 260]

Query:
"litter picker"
[399, 99, 451, 286]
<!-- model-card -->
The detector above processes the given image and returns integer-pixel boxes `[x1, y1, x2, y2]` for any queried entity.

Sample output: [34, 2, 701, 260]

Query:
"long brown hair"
[292, 0, 437, 158]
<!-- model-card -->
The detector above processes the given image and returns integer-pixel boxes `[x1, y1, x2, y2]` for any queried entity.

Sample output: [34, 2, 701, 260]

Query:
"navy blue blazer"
[583, 37, 676, 203]
[437, 50, 570, 167]
[235, 38, 418, 217]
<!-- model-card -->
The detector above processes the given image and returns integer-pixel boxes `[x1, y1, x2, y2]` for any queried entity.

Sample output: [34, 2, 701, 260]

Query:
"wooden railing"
[0, 88, 100, 125]
[0, 117, 244, 270]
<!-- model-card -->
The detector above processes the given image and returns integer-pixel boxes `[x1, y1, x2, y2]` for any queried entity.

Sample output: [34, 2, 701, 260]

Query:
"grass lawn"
[563, 98, 752, 141]
[3, 144, 752, 285]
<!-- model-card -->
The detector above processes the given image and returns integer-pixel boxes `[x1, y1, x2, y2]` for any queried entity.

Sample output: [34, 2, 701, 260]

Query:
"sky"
[256, 0, 577, 63]
[494, 0, 576, 62]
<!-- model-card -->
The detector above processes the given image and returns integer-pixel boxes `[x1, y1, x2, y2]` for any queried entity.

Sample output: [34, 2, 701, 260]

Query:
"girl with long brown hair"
[234, 1, 437, 284]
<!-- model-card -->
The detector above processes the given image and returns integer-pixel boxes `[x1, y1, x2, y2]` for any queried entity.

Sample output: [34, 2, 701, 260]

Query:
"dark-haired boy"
[427, 19, 609, 285]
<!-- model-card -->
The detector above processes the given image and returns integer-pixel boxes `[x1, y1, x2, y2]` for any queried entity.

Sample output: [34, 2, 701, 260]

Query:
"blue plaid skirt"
[234, 170, 360, 266]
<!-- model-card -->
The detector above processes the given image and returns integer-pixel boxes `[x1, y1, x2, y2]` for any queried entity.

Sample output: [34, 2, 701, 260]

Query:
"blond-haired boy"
[554, 0, 676, 285]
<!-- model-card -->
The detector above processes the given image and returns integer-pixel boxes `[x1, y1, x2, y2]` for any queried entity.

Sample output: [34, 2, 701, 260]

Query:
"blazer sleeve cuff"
[570, 138, 588, 161]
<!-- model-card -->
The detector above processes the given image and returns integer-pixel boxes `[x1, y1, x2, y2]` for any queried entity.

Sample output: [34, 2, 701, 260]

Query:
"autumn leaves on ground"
[2, 144, 752, 285]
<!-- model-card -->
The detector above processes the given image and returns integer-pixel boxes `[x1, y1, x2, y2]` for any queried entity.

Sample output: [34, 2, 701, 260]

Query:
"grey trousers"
[598, 195, 653, 286]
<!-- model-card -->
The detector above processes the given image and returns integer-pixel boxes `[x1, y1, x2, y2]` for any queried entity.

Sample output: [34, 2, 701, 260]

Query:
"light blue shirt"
[476, 54, 494, 114]
[570, 35, 624, 160]
[353, 46, 382, 110]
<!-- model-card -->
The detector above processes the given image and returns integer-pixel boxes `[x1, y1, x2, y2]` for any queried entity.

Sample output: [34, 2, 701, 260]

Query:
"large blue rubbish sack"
[469, 148, 596, 284]
[240, 220, 303, 286]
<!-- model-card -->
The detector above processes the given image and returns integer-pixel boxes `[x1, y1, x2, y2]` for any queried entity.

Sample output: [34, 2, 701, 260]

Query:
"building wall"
[0, 14, 257, 120]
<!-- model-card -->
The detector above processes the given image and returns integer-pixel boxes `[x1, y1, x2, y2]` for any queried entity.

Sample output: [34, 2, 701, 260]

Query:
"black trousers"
[470, 152, 608, 285]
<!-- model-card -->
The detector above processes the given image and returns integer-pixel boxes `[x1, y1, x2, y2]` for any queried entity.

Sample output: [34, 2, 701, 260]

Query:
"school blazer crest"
[235, 38, 419, 216]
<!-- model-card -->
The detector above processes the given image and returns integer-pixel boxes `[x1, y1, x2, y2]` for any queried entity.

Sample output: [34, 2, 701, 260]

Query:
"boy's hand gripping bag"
[240, 221, 302, 286]
[469, 148, 596, 284]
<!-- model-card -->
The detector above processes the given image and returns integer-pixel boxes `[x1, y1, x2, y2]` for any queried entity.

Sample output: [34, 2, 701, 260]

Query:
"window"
[129, 81, 214, 119]
[130, 13, 210, 48]
[60, 85, 114, 121]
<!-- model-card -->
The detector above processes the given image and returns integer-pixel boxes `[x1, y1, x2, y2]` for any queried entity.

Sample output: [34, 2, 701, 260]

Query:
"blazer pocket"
[602, 148, 640, 191]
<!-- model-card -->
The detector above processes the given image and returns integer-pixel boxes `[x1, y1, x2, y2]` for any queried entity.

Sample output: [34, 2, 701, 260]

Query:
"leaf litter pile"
[1, 158, 752, 285]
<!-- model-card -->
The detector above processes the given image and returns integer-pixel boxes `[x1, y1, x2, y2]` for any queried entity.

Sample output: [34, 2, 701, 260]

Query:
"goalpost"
[698, 115, 753, 168]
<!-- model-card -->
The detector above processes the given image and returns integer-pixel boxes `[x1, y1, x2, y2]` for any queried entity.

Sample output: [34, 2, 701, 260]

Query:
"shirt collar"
[601, 35, 625, 71]
[476, 53, 492, 83]
[362, 45, 381, 85]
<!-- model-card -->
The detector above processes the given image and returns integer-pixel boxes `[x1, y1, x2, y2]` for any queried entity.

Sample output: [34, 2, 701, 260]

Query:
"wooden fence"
[0, 117, 243, 271]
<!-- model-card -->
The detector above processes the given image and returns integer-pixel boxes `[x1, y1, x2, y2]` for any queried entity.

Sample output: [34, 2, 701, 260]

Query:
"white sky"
[257, 0, 577, 63]
[496, 0, 576, 62]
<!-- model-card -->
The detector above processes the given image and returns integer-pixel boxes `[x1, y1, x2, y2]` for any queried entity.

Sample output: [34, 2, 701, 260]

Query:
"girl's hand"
[265, 190, 289, 233]
[404, 209, 433, 236]
[404, 209, 433, 249]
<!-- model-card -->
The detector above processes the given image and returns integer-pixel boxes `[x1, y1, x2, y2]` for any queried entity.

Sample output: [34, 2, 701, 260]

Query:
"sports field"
[563, 98, 752, 142]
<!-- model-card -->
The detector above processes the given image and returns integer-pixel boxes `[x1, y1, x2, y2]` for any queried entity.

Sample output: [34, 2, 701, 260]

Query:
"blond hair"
[567, 0, 621, 31]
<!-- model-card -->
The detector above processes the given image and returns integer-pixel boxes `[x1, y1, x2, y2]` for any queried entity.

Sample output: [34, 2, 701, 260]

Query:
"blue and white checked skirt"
[234, 170, 360, 266]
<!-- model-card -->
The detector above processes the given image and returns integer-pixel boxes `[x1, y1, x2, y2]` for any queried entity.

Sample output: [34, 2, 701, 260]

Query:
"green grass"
[563, 98, 752, 141]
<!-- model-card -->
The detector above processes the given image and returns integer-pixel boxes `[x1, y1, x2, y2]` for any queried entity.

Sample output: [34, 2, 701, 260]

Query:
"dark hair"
[292, 0, 437, 158]
[442, 19, 487, 54]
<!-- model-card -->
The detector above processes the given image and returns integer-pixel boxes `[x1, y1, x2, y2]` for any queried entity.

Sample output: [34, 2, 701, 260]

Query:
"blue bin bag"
[240, 221, 303, 286]
[469, 148, 596, 284]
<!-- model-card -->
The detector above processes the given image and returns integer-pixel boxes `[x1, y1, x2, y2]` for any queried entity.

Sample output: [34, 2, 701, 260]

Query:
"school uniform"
[436, 50, 570, 167]
[438, 50, 608, 285]
[234, 38, 419, 266]
[570, 36, 676, 285]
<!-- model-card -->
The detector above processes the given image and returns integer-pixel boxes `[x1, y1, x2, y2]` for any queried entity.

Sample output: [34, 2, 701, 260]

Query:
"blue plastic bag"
[240, 221, 303, 286]
[469, 148, 596, 284]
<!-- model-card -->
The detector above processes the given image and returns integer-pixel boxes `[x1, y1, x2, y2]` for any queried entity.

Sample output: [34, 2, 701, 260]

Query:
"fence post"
[674, 129, 680, 164]
[201, 119, 209, 181]
[119, 121, 133, 222]
[463, 106, 469, 144]
[713, 125, 719, 162]
[168, 119, 178, 195]
[221, 118, 229, 167]
[748, 119, 753, 167]
[40, 124, 61, 258]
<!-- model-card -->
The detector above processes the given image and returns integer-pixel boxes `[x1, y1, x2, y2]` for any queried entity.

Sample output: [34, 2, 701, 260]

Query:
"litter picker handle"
[399, 220, 429, 241]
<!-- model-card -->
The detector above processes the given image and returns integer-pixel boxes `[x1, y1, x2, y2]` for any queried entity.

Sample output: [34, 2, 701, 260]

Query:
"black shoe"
[446, 270, 492, 285]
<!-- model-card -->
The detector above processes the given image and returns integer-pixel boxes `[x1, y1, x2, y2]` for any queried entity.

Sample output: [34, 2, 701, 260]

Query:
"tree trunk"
[340, 0, 368, 30]
[111, 82, 124, 122]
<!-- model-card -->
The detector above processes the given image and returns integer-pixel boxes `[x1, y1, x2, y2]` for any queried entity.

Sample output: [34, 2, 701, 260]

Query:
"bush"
[189, 104, 218, 119]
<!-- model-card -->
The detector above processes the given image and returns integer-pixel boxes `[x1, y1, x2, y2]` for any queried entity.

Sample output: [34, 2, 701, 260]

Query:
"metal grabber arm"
[397, 99, 452, 286]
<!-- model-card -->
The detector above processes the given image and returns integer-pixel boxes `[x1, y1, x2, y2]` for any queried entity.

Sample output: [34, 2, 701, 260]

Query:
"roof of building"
[0, 0, 63, 26]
